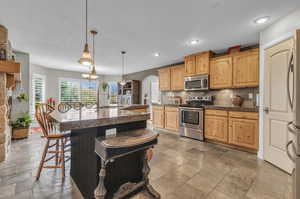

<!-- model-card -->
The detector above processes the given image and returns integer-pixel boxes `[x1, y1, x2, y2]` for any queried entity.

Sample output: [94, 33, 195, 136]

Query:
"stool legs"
[143, 151, 160, 199]
[94, 160, 107, 199]
[55, 140, 59, 166]
[36, 140, 50, 180]
[60, 139, 65, 181]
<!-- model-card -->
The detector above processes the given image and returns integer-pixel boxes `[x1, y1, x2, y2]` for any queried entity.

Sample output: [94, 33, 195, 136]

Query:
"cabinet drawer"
[229, 111, 258, 120]
[205, 109, 228, 117]
[152, 105, 164, 111]
[165, 106, 178, 112]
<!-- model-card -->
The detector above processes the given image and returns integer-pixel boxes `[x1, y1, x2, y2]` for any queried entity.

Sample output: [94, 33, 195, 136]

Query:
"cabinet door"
[204, 115, 217, 140]
[233, 49, 259, 87]
[195, 52, 210, 75]
[210, 57, 233, 89]
[164, 107, 179, 131]
[228, 118, 258, 150]
[159, 68, 171, 91]
[205, 115, 228, 142]
[184, 55, 196, 76]
[153, 107, 165, 128]
[171, 65, 184, 91]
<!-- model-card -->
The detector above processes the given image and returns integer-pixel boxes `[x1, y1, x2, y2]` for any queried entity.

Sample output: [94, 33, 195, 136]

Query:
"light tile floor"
[0, 130, 292, 199]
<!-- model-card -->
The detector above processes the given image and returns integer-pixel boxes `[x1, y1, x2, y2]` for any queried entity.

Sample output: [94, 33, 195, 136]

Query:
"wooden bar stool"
[35, 104, 71, 181]
[94, 129, 160, 199]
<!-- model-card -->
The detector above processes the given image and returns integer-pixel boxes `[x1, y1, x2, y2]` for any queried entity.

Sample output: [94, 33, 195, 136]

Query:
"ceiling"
[1, 0, 300, 75]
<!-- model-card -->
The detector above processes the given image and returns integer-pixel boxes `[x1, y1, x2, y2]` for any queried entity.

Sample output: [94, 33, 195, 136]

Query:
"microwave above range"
[184, 75, 209, 91]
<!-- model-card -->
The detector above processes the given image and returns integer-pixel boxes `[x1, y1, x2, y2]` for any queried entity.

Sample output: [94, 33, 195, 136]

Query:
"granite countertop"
[121, 104, 149, 110]
[99, 104, 149, 110]
[50, 107, 150, 131]
[151, 103, 180, 107]
[204, 105, 259, 112]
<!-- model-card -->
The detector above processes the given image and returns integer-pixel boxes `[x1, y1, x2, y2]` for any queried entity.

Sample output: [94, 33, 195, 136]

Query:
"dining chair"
[57, 102, 72, 113]
[35, 104, 70, 181]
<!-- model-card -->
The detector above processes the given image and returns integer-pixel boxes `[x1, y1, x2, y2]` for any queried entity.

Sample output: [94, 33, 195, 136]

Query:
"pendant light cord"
[85, 0, 88, 43]
[92, 32, 95, 64]
[122, 52, 124, 76]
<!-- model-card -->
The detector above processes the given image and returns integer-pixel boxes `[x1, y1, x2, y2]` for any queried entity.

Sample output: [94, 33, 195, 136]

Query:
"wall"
[10, 51, 30, 120]
[124, 62, 183, 103]
[30, 64, 122, 103]
[162, 88, 259, 108]
[258, 7, 300, 160]
[260, 8, 300, 45]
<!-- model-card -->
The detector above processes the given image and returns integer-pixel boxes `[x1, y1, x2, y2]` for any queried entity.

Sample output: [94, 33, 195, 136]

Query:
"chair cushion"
[95, 129, 158, 160]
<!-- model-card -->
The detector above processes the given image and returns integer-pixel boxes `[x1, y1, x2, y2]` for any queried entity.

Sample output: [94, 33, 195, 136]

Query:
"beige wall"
[29, 64, 122, 103]
[260, 8, 300, 46]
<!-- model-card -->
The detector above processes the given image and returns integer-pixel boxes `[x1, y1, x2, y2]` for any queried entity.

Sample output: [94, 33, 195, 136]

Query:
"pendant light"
[82, 30, 98, 80]
[120, 51, 126, 86]
[79, 0, 92, 66]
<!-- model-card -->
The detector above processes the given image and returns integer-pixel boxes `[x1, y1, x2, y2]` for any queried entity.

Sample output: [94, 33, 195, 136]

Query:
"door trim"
[259, 31, 294, 160]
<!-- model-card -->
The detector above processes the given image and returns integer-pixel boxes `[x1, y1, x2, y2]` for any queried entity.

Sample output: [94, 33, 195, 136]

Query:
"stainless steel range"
[179, 95, 213, 141]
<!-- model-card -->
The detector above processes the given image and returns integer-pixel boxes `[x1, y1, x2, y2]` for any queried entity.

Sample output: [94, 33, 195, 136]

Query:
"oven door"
[179, 108, 202, 129]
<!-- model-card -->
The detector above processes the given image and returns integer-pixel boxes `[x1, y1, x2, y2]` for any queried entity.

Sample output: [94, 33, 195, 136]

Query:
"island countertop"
[50, 108, 150, 131]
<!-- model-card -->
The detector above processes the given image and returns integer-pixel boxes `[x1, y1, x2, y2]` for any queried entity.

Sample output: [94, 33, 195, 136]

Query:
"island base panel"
[70, 121, 147, 199]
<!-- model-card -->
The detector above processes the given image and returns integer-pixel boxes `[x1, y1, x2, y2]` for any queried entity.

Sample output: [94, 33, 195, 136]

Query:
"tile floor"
[0, 130, 292, 199]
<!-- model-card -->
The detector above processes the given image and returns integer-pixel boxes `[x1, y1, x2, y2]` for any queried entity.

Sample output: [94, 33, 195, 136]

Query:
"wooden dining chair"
[57, 102, 72, 113]
[35, 104, 71, 181]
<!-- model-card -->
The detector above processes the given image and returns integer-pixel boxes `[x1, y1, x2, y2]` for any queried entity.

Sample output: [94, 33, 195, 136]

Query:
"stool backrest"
[35, 104, 55, 137]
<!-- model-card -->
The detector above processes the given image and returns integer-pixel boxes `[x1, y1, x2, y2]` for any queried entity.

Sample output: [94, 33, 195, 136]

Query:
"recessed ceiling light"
[188, 39, 200, 45]
[254, 16, 270, 24]
[154, 52, 160, 57]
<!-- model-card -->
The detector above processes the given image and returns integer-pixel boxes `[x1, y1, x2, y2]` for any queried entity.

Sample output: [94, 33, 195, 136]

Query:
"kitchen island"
[50, 107, 152, 199]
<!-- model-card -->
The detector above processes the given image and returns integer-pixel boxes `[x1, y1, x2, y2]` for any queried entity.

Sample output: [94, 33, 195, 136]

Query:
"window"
[59, 78, 98, 105]
[31, 74, 46, 118]
[107, 82, 119, 104]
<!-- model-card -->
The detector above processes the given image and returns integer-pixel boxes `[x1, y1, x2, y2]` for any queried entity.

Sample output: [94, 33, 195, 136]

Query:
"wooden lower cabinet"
[164, 106, 179, 131]
[152, 106, 165, 128]
[205, 110, 259, 151]
[205, 115, 228, 143]
[228, 112, 259, 150]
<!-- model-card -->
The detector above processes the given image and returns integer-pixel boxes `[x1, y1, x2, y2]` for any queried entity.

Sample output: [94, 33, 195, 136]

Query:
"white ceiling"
[1, 0, 300, 75]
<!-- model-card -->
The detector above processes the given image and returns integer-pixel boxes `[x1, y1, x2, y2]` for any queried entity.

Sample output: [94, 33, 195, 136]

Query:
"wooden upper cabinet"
[185, 51, 212, 76]
[184, 55, 196, 76]
[195, 51, 212, 75]
[210, 57, 233, 89]
[158, 68, 171, 91]
[233, 49, 259, 88]
[171, 64, 184, 91]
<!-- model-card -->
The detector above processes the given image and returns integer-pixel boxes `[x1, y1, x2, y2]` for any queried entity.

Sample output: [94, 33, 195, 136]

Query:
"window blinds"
[31, 74, 45, 117]
[59, 79, 97, 105]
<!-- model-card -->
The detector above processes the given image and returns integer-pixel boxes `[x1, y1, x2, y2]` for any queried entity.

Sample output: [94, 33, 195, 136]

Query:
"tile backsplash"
[162, 87, 259, 108]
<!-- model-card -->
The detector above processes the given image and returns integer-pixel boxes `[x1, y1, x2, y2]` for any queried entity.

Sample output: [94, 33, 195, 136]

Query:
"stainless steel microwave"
[184, 75, 209, 91]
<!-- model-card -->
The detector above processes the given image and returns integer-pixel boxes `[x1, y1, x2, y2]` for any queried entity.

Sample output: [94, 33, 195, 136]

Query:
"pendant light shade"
[79, 0, 92, 66]
[120, 51, 126, 86]
[82, 30, 99, 80]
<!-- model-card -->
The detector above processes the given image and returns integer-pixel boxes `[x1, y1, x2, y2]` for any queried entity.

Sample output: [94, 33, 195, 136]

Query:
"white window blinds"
[31, 74, 46, 117]
[59, 79, 98, 105]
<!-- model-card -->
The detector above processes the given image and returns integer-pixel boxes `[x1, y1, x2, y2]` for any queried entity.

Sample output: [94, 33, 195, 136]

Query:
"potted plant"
[11, 112, 32, 139]
[101, 82, 108, 92]
[17, 93, 29, 102]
